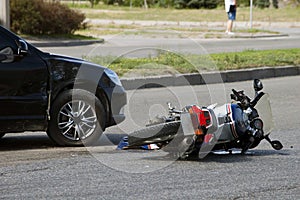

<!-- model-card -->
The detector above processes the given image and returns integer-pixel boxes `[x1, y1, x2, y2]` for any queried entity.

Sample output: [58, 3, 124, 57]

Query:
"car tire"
[47, 89, 106, 146]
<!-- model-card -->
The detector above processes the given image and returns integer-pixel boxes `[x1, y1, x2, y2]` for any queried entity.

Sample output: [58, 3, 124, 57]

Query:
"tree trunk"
[144, 0, 148, 9]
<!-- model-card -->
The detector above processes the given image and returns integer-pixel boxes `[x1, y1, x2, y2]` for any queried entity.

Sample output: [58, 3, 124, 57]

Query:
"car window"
[0, 30, 18, 63]
[0, 31, 17, 53]
[0, 47, 14, 63]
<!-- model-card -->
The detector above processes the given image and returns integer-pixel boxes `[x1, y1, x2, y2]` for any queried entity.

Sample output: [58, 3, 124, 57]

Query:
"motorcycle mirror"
[254, 79, 263, 92]
[271, 140, 283, 150]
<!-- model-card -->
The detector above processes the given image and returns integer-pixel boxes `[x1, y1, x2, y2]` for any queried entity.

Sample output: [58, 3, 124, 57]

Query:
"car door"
[0, 30, 48, 132]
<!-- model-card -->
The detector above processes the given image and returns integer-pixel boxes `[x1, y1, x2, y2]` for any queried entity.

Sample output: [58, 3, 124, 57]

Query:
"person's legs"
[226, 9, 236, 34]
[226, 20, 233, 33]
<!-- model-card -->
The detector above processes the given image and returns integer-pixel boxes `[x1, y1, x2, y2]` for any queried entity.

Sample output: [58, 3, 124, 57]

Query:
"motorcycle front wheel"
[249, 139, 261, 149]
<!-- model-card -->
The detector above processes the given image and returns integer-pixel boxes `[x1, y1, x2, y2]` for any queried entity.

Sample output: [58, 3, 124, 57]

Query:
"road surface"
[0, 76, 299, 199]
[40, 33, 300, 58]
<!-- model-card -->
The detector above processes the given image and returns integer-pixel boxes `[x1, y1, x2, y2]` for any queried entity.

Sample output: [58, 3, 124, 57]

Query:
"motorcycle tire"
[249, 139, 261, 149]
[127, 121, 181, 147]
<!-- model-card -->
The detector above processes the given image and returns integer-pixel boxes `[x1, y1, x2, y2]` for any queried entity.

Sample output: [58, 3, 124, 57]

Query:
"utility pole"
[0, 0, 10, 29]
[144, 0, 148, 9]
[250, 0, 253, 29]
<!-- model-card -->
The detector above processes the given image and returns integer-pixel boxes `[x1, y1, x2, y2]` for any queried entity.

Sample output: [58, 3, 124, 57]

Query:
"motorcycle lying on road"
[118, 79, 283, 159]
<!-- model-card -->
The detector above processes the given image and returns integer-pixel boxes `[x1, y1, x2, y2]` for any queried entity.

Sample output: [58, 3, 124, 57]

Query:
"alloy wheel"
[57, 100, 97, 141]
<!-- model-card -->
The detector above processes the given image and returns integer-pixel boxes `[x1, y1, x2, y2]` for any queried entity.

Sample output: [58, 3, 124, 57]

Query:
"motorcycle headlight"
[104, 68, 122, 86]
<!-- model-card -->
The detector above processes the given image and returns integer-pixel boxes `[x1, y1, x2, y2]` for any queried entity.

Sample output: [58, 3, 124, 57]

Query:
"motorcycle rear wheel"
[127, 121, 181, 147]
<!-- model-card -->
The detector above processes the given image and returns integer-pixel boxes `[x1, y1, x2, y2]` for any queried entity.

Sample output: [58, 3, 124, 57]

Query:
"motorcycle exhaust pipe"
[176, 137, 195, 156]
[182, 137, 194, 146]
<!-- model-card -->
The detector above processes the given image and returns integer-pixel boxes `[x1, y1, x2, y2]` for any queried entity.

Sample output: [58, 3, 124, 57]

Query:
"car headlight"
[104, 68, 122, 86]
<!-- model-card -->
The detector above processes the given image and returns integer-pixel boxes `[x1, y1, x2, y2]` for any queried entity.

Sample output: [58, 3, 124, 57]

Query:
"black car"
[0, 26, 126, 146]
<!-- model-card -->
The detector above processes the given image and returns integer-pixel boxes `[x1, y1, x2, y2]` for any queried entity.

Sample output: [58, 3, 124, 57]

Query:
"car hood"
[46, 53, 108, 72]
[45, 53, 108, 84]
[47, 53, 97, 66]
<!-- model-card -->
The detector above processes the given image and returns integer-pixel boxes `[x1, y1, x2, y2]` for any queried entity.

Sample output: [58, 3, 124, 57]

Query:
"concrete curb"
[121, 65, 300, 90]
[27, 33, 289, 48]
[234, 34, 289, 39]
[29, 39, 104, 47]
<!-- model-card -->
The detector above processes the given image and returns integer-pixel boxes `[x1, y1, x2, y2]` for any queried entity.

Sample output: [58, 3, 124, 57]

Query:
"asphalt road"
[40, 34, 300, 58]
[0, 76, 299, 199]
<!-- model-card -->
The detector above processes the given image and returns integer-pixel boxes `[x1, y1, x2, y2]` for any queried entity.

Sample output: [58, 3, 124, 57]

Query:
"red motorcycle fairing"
[185, 105, 212, 136]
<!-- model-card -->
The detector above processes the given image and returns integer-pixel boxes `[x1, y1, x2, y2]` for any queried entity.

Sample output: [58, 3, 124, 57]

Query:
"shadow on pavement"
[0, 133, 56, 151]
[139, 148, 290, 163]
[0, 132, 126, 151]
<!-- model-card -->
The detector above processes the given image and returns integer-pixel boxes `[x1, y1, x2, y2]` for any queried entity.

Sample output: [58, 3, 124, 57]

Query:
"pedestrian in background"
[225, 0, 237, 35]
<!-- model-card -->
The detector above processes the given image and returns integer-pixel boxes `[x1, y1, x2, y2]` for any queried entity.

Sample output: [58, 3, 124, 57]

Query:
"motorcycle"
[117, 79, 283, 159]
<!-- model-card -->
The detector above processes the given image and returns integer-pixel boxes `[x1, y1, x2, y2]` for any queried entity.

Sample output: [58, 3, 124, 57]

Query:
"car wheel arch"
[50, 83, 111, 126]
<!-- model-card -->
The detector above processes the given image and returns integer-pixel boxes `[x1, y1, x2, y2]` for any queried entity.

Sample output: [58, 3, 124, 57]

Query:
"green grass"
[211, 49, 300, 70]
[75, 27, 280, 38]
[70, 6, 299, 37]
[86, 48, 300, 77]
[74, 24, 280, 38]
[73, 6, 300, 23]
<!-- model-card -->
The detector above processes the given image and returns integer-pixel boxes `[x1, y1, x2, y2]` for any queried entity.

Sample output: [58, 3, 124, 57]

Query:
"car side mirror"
[17, 39, 28, 56]
[253, 79, 263, 92]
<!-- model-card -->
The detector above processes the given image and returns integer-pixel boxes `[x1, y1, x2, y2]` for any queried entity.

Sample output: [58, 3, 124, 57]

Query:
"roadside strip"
[121, 65, 300, 90]
[29, 39, 104, 47]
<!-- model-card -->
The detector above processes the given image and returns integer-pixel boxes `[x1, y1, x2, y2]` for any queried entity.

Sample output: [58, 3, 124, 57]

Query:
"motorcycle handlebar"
[170, 108, 183, 114]
[232, 89, 244, 102]
[232, 89, 265, 109]
[167, 102, 182, 114]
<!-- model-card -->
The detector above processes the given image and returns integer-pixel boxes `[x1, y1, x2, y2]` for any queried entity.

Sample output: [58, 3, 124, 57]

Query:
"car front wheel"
[47, 89, 106, 146]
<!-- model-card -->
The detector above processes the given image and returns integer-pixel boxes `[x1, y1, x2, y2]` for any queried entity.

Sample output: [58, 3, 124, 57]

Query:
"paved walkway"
[27, 20, 300, 47]
[86, 19, 300, 29]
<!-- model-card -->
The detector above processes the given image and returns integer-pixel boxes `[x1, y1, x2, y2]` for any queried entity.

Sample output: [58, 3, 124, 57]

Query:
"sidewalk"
[28, 20, 300, 47]
[86, 19, 300, 29]
[86, 19, 299, 38]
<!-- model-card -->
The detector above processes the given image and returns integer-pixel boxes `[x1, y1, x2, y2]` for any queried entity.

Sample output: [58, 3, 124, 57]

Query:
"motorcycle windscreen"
[255, 93, 274, 135]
